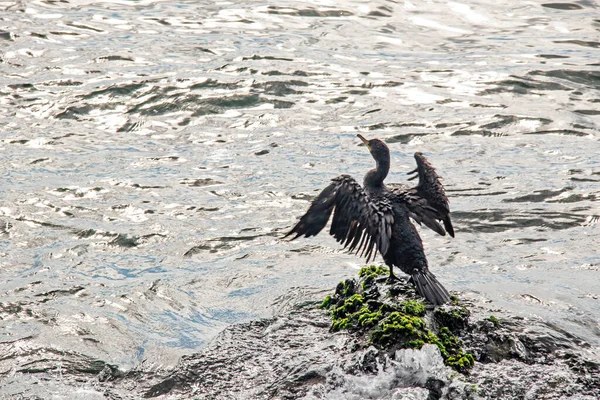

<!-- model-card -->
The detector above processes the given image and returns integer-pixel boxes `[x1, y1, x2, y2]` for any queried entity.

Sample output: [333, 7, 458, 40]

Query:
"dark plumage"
[285, 134, 454, 305]
[407, 152, 454, 238]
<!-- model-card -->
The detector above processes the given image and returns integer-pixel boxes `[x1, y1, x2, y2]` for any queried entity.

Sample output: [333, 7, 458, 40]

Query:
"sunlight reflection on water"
[0, 0, 598, 375]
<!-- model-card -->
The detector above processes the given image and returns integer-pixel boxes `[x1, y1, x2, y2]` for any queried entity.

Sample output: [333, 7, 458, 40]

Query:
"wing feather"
[405, 152, 454, 237]
[285, 175, 394, 260]
[347, 224, 364, 252]
[392, 188, 447, 236]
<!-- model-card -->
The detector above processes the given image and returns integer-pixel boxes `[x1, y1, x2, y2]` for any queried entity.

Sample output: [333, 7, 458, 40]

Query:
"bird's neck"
[365, 157, 390, 188]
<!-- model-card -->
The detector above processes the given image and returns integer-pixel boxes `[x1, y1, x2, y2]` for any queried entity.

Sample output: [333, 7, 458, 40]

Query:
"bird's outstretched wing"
[285, 175, 394, 261]
[390, 189, 447, 236]
[405, 152, 454, 237]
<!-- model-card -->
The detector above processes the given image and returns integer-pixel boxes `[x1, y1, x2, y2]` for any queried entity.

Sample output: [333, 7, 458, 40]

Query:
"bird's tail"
[412, 270, 450, 306]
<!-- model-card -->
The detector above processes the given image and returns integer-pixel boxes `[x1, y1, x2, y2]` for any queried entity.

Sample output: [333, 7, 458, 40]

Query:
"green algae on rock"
[330, 293, 365, 331]
[398, 299, 426, 317]
[358, 265, 389, 291]
[358, 264, 389, 278]
[487, 315, 500, 326]
[319, 295, 333, 309]
[356, 306, 384, 328]
[434, 304, 471, 332]
[369, 311, 426, 345]
[437, 327, 475, 373]
[335, 278, 357, 298]
[323, 265, 475, 373]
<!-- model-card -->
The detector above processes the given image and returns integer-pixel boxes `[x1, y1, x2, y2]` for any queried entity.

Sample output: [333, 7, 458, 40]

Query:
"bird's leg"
[386, 265, 402, 284]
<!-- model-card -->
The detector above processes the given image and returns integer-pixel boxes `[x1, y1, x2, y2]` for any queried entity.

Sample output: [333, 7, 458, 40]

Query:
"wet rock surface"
[12, 268, 591, 399]
[144, 305, 336, 399]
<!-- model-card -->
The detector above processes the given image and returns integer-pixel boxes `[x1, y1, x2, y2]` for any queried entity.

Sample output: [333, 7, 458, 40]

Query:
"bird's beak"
[357, 134, 370, 150]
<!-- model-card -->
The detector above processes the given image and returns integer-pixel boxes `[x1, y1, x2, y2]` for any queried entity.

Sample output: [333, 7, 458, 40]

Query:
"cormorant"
[285, 134, 454, 305]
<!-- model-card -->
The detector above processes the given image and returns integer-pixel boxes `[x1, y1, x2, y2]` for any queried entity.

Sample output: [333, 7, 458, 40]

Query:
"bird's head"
[357, 134, 389, 159]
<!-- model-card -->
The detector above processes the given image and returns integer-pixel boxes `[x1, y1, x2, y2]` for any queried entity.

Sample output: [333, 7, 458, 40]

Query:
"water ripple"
[0, 1, 599, 394]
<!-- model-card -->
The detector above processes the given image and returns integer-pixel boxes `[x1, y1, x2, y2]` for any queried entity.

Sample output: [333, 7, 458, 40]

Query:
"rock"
[2, 265, 599, 399]
[136, 265, 599, 399]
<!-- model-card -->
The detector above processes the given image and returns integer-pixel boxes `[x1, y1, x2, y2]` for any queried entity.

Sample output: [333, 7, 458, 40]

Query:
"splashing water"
[303, 345, 474, 400]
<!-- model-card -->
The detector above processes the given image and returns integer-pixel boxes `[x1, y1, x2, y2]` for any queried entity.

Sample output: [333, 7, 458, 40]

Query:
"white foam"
[302, 345, 462, 399]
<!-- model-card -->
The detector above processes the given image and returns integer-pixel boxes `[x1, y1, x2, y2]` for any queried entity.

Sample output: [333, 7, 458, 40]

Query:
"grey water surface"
[0, 0, 599, 396]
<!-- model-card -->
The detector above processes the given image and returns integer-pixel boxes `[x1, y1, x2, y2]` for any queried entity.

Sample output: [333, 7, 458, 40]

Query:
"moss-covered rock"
[358, 265, 389, 279]
[331, 293, 364, 319]
[434, 304, 470, 333]
[320, 264, 475, 373]
[370, 311, 426, 344]
[446, 352, 475, 374]
[355, 306, 383, 328]
[319, 295, 332, 309]
[399, 300, 426, 317]
[335, 279, 357, 298]
[359, 265, 388, 296]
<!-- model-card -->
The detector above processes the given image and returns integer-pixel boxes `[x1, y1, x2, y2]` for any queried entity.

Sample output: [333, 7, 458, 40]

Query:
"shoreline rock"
[141, 266, 600, 399]
[2, 265, 599, 399]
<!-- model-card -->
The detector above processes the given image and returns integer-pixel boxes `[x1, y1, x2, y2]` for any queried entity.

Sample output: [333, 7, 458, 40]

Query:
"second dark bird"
[285, 134, 454, 305]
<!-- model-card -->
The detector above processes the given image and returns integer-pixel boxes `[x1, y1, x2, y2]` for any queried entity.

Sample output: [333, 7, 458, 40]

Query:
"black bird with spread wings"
[285, 134, 454, 305]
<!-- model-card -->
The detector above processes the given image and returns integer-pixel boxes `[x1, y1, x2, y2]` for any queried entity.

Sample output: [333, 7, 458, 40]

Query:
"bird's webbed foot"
[387, 273, 411, 285]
